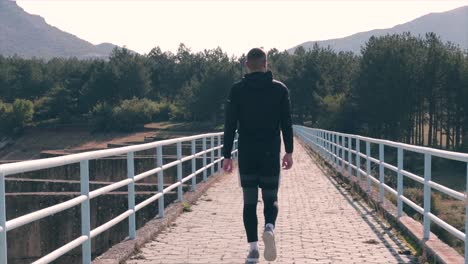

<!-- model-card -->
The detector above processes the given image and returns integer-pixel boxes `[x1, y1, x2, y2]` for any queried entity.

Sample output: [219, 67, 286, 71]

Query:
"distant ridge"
[0, 0, 125, 59]
[290, 5, 468, 54]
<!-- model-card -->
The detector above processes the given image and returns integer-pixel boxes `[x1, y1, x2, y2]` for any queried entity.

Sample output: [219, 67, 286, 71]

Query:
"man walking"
[222, 48, 294, 263]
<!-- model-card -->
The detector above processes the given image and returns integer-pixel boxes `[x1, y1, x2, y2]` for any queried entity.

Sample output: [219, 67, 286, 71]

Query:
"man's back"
[223, 71, 293, 160]
[235, 72, 288, 141]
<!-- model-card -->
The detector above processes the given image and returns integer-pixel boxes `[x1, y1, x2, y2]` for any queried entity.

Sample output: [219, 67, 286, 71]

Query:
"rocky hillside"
[0, 0, 120, 59]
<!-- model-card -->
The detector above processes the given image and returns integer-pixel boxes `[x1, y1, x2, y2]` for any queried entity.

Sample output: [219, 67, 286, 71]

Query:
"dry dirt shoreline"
[0, 122, 218, 161]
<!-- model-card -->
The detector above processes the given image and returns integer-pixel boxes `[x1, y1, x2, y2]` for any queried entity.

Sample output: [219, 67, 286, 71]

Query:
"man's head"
[246, 48, 267, 73]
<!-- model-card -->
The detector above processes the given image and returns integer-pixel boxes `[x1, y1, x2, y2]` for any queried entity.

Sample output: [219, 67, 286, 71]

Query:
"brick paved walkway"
[128, 139, 417, 264]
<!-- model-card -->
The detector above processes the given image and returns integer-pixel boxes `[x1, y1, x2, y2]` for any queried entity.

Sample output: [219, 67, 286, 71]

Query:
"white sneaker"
[245, 249, 260, 264]
[262, 226, 277, 261]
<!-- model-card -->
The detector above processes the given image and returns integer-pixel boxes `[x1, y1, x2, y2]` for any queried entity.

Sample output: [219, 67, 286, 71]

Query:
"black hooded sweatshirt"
[223, 71, 293, 175]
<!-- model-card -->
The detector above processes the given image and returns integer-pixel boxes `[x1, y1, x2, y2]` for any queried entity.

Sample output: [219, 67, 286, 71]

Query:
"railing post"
[310, 130, 313, 147]
[341, 135, 345, 172]
[235, 134, 239, 159]
[356, 138, 361, 182]
[80, 160, 91, 264]
[335, 133, 338, 167]
[397, 148, 403, 218]
[332, 133, 338, 168]
[315, 130, 318, 150]
[324, 132, 327, 159]
[232, 134, 236, 160]
[127, 153, 136, 239]
[191, 139, 197, 191]
[0, 171, 7, 264]
[233, 134, 238, 159]
[314, 130, 317, 149]
[319, 131, 323, 157]
[176, 142, 183, 202]
[423, 153, 432, 240]
[321, 131, 325, 157]
[313, 130, 316, 149]
[311, 130, 314, 148]
[465, 163, 468, 263]
[323, 132, 326, 159]
[217, 135, 222, 172]
[348, 136, 352, 177]
[331, 133, 334, 165]
[335, 134, 340, 165]
[318, 131, 321, 150]
[210, 136, 215, 176]
[325, 131, 328, 158]
[202, 137, 207, 182]
[316, 130, 320, 153]
[379, 144, 385, 203]
[320, 131, 324, 158]
[330, 133, 333, 162]
[366, 141, 371, 193]
[157, 146, 164, 218]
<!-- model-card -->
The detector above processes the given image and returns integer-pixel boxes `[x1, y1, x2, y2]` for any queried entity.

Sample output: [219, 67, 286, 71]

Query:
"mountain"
[290, 6, 468, 54]
[0, 0, 121, 59]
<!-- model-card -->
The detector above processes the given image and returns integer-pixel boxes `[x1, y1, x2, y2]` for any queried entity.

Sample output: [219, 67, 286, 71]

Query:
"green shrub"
[168, 104, 186, 121]
[33, 97, 48, 121]
[154, 101, 172, 121]
[91, 98, 165, 132]
[12, 99, 34, 128]
[90, 98, 192, 132]
[38, 84, 75, 122]
[182, 202, 192, 212]
[0, 100, 11, 116]
[0, 99, 34, 135]
[0, 101, 12, 134]
[113, 98, 158, 131]
[90, 102, 114, 132]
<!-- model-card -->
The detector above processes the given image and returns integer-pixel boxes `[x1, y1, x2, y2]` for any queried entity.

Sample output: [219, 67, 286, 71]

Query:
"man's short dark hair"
[247, 48, 267, 70]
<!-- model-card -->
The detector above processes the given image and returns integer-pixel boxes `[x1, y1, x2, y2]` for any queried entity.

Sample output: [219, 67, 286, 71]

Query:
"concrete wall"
[6, 192, 178, 264]
[4, 141, 220, 263]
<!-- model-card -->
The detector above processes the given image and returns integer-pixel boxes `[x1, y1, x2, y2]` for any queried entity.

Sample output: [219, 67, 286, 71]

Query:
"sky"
[16, 0, 468, 56]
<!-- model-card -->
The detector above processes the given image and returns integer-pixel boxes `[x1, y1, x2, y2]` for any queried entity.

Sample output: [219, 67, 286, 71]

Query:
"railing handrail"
[294, 125, 468, 264]
[0, 131, 236, 264]
[0, 132, 224, 176]
[309, 128, 468, 162]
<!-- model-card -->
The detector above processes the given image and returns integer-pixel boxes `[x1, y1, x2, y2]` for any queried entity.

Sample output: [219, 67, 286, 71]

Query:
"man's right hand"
[223, 158, 233, 173]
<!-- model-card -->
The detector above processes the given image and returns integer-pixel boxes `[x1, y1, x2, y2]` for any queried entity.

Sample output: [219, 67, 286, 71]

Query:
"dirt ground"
[0, 122, 219, 161]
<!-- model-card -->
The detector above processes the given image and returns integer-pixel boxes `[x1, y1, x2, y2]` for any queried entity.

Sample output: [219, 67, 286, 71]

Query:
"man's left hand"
[282, 153, 293, 170]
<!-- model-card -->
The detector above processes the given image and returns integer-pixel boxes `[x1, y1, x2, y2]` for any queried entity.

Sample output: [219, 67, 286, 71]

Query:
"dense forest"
[0, 32, 467, 151]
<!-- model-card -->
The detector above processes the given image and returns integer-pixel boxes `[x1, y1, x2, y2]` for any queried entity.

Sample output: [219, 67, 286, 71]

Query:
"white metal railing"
[294, 125, 468, 263]
[0, 132, 238, 264]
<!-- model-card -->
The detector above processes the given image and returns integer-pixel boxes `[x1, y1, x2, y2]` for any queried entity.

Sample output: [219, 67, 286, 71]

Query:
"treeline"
[0, 44, 237, 132]
[0, 33, 467, 150]
[353, 33, 468, 150]
[268, 32, 468, 151]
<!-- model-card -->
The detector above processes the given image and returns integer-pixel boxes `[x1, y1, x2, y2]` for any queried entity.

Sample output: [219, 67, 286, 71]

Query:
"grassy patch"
[182, 202, 192, 212]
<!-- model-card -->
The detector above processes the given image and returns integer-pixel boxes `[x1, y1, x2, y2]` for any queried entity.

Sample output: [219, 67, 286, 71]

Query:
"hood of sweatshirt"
[242, 71, 273, 89]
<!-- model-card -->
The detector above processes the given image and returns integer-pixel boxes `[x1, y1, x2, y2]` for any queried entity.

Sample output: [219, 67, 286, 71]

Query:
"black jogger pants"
[242, 186, 278, 243]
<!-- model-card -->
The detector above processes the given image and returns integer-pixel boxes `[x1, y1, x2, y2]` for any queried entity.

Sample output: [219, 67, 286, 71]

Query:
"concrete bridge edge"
[298, 138, 465, 264]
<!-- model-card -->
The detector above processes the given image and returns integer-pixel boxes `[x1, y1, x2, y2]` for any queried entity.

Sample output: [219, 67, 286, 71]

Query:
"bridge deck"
[128, 139, 417, 263]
